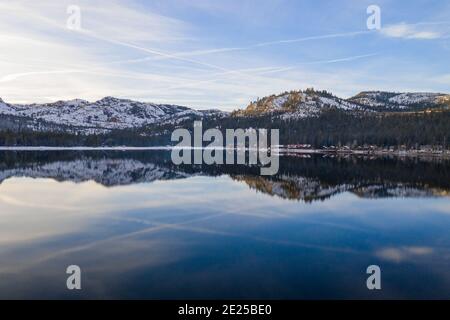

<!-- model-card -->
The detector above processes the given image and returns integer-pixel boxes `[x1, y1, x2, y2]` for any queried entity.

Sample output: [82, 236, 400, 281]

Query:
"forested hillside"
[205, 109, 450, 148]
[1, 89, 449, 148]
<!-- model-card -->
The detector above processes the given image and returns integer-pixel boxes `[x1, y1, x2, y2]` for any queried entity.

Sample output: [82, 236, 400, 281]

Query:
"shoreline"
[0, 146, 173, 151]
[0, 146, 449, 158]
[279, 148, 450, 158]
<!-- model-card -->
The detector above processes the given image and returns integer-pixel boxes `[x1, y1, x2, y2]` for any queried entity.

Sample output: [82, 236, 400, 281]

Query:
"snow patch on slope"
[0, 96, 227, 133]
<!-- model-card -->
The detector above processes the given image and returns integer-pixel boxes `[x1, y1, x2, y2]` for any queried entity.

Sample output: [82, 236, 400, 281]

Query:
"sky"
[0, 0, 449, 110]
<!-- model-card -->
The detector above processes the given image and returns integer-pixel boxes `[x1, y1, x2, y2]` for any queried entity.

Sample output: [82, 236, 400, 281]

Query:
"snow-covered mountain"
[233, 89, 367, 118]
[1, 89, 449, 135]
[234, 89, 450, 118]
[0, 96, 227, 133]
[347, 91, 450, 111]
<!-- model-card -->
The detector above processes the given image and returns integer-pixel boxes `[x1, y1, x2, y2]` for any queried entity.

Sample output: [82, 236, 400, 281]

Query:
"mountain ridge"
[0, 96, 227, 134]
[1, 89, 449, 140]
[234, 89, 450, 117]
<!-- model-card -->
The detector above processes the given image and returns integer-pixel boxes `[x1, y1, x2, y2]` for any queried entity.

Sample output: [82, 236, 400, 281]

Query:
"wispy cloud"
[0, 0, 194, 102]
[256, 53, 379, 75]
[381, 22, 449, 39]
[0, 0, 376, 109]
[0, 0, 449, 109]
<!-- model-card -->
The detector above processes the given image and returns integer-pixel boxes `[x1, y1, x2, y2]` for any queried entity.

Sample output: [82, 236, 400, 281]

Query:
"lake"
[0, 150, 449, 299]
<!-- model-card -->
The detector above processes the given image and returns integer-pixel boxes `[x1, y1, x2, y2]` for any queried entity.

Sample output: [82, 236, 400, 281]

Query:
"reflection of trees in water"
[0, 151, 449, 201]
[233, 156, 450, 201]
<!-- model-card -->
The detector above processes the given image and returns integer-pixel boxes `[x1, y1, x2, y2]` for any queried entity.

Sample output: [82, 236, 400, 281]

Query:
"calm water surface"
[0, 151, 449, 299]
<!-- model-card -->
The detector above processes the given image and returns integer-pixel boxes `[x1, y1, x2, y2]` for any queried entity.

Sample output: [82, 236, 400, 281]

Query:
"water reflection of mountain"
[0, 151, 188, 186]
[0, 151, 449, 201]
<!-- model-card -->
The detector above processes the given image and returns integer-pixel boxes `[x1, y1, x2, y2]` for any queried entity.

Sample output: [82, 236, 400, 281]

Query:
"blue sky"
[0, 0, 449, 110]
